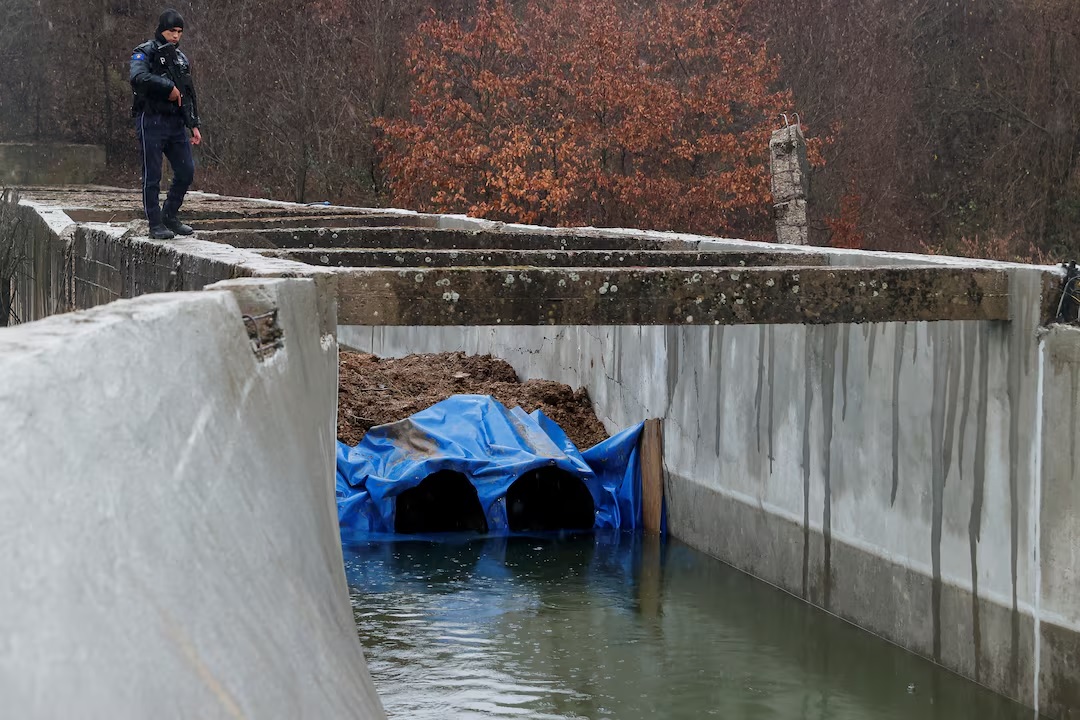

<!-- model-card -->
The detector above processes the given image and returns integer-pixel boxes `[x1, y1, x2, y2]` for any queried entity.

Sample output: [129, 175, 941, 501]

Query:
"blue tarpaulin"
[335, 395, 646, 541]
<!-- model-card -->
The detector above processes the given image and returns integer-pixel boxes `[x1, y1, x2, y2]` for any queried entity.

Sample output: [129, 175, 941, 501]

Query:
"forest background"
[1, 0, 1076, 261]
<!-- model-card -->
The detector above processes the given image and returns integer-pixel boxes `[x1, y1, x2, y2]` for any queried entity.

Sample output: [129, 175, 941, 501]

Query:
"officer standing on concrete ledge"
[130, 9, 202, 240]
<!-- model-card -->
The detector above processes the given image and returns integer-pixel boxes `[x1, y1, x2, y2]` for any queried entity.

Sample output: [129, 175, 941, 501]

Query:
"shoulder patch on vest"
[132, 52, 146, 61]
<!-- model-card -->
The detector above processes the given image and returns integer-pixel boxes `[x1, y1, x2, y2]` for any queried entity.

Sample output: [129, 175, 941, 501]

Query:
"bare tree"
[751, 0, 1080, 257]
[0, 0, 49, 140]
[1, 0, 1075, 256]
[184, 0, 429, 204]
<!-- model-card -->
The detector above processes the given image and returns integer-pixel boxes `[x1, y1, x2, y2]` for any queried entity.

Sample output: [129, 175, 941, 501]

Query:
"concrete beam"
[261, 248, 830, 269]
[198, 226, 703, 251]
[63, 209, 411, 225]
[187, 214, 439, 231]
[335, 265, 1010, 326]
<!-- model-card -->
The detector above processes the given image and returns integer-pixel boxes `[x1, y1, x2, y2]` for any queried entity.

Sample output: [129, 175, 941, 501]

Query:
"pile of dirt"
[338, 351, 609, 450]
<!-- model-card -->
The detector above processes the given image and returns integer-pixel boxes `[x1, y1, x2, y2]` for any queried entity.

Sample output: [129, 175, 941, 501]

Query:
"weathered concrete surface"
[70, 223, 327, 304]
[7, 200, 76, 323]
[1038, 325, 1080, 720]
[262, 248, 830, 269]
[0, 143, 106, 185]
[21, 186, 377, 220]
[198, 226, 705, 251]
[0, 277, 385, 719]
[188, 214, 440, 231]
[25, 220, 338, 336]
[336, 266, 1009, 326]
[62, 211, 436, 229]
[10, 190, 349, 323]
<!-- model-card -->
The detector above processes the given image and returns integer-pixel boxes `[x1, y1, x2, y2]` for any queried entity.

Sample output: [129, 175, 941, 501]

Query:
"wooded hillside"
[1, 0, 1075, 260]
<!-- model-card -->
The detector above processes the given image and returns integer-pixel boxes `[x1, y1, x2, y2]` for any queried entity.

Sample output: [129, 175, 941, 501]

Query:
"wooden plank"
[638, 533, 663, 618]
[640, 418, 665, 534]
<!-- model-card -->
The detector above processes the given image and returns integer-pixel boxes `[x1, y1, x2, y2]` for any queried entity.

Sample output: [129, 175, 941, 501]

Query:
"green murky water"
[345, 533, 1037, 719]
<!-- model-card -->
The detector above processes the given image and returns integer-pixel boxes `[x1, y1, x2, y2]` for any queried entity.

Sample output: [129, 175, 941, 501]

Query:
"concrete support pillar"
[770, 123, 810, 245]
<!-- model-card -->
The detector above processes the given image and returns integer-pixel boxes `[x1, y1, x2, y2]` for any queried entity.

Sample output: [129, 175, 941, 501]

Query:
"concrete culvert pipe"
[394, 470, 488, 534]
[506, 468, 595, 532]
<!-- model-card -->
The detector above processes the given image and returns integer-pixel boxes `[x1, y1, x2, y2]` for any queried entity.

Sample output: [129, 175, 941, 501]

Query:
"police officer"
[130, 9, 202, 239]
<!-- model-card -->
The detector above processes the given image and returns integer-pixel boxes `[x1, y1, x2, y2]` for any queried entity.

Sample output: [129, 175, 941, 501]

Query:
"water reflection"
[345, 532, 1040, 719]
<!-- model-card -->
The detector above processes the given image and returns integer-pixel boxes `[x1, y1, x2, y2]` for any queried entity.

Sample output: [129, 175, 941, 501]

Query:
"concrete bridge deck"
[5, 185, 1079, 719]
[14, 186, 1044, 328]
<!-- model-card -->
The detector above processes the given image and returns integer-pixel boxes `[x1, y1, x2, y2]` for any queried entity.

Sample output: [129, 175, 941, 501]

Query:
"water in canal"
[345, 532, 1038, 719]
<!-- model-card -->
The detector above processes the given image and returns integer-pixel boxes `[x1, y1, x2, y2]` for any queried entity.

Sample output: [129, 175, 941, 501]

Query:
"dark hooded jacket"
[129, 33, 200, 128]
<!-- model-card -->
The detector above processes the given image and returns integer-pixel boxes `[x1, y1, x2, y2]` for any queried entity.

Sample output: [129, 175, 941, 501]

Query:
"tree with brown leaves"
[378, 0, 794, 237]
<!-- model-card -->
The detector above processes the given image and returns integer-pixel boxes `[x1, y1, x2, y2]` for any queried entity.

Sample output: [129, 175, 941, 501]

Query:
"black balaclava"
[156, 9, 185, 42]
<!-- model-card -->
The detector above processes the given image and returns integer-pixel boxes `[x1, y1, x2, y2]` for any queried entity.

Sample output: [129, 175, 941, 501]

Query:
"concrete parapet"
[335, 265, 1009, 326]
[7, 200, 76, 324]
[0, 278, 385, 718]
[259, 247, 829, 269]
[197, 225, 706, 251]
[67, 224, 339, 337]
[187, 213, 441, 231]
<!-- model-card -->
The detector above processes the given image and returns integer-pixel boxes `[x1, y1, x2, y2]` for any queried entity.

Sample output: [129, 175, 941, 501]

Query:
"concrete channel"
[2, 186, 1078, 718]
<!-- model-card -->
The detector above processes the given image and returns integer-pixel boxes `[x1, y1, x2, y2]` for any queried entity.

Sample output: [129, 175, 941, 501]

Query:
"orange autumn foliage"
[377, 0, 793, 235]
[826, 191, 864, 249]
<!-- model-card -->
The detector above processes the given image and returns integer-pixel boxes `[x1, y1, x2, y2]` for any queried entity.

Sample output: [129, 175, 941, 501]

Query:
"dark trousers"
[136, 112, 194, 226]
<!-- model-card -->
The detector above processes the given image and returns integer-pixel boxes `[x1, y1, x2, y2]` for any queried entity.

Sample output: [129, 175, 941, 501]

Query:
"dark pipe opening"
[506, 468, 595, 532]
[394, 470, 488, 534]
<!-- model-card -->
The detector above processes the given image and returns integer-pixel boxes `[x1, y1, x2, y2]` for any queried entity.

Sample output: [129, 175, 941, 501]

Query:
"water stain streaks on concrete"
[970, 324, 991, 682]
[711, 326, 726, 461]
[666, 325, 681, 416]
[890, 324, 906, 506]
[930, 324, 949, 662]
[821, 324, 838, 610]
[958, 322, 978, 481]
[868, 324, 878, 377]
[802, 330, 815, 600]
[767, 326, 777, 474]
[755, 325, 767, 453]
[841, 324, 851, 420]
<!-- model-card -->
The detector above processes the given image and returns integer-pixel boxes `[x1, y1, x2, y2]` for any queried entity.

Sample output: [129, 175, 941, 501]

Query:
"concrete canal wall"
[7, 196, 339, 329]
[0, 276, 385, 719]
[5, 189, 1079, 718]
[342, 253, 1078, 719]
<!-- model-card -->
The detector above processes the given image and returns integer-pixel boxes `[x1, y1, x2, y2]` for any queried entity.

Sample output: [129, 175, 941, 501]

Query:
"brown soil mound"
[338, 351, 609, 450]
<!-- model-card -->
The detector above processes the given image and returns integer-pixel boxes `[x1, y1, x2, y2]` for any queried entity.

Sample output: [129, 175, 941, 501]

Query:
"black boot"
[163, 215, 194, 236]
[149, 224, 176, 240]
